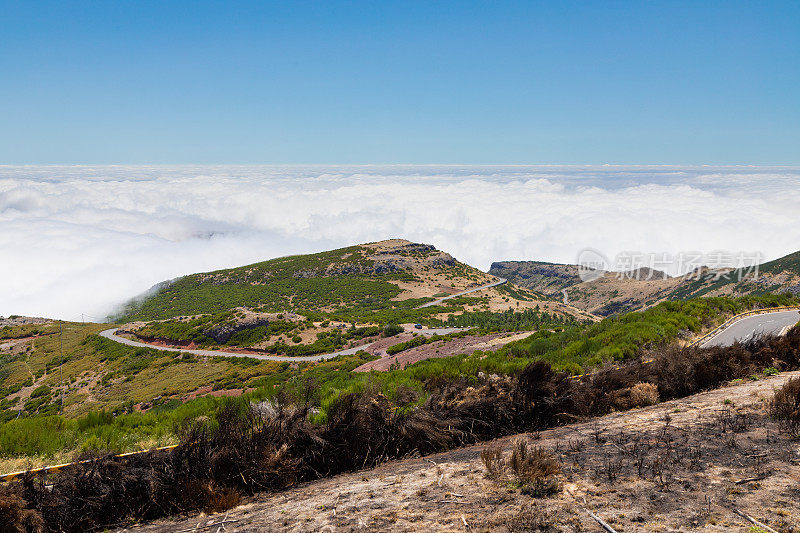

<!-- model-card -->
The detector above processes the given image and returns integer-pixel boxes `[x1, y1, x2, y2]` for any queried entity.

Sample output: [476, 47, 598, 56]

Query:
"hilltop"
[117, 239, 547, 322]
[491, 249, 800, 316]
[113, 239, 591, 337]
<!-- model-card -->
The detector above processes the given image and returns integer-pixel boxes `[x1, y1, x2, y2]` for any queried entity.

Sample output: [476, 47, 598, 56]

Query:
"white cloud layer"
[1, 165, 799, 320]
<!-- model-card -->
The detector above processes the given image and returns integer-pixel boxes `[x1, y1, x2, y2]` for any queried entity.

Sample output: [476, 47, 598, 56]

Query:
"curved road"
[700, 309, 800, 348]
[101, 306, 798, 361]
[100, 328, 371, 362]
[98, 279, 505, 360]
[416, 277, 507, 308]
[99, 326, 466, 362]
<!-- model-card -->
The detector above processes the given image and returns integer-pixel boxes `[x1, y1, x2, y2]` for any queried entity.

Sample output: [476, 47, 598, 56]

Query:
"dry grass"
[509, 440, 561, 497]
[480, 442, 504, 479]
[499, 505, 563, 532]
[630, 382, 660, 407]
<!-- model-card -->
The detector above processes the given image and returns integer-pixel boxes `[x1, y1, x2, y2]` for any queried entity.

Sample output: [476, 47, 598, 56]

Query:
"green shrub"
[383, 324, 404, 337]
[30, 385, 51, 399]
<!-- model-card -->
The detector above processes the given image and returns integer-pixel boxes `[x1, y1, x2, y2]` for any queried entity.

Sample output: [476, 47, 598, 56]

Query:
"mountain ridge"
[115, 239, 585, 324]
[491, 249, 800, 316]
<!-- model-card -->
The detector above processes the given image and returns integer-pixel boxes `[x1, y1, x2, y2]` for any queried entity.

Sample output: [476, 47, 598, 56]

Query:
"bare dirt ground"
[354, 331, 533, 372]
[0, 335, 37, 352]
[124, 371, 800, 533]
[462, 297, 598, 322]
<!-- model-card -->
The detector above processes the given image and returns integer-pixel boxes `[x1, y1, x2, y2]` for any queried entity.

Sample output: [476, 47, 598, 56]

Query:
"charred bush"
[770, 376, 800, 436]
[480, 439, 561, 497]
[510, 440, 561, 496]
[0, 488, 43, 533]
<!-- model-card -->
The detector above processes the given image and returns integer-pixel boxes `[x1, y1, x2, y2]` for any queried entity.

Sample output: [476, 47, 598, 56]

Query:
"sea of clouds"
[2, 165, 799, 321]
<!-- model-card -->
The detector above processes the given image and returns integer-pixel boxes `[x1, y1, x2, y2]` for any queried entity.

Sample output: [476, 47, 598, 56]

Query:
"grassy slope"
[759, 249, 800, 274]
[1, 293, 796, 472]
[0, 322, 375, 419]
[0, 322, 375, 471]
[114, 245, 412, 321]
[114, 242, 499, 324]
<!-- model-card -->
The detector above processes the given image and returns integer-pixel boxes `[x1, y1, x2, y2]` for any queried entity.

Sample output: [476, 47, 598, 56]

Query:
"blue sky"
[2, 1, 798, 164]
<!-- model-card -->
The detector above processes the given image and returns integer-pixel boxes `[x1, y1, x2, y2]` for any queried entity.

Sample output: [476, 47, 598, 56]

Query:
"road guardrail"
[0, 444, 179, 483]
[565, 305, 800, 380]
[686, 305, 800, 348]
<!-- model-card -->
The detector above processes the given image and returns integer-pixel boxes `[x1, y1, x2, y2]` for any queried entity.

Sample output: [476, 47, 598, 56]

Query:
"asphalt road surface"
[417, 278, 507, 308]
[99, 328, 369, 362]
[700, 309, 800, 348]
[99, 326, 467, 362]
[416, 327, 466, 336]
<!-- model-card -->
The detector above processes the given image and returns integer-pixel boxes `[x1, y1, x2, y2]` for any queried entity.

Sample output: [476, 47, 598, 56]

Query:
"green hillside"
[113, 241, 501, 323]
[115, 245, 398, 320]
[760, 249, 800, 275]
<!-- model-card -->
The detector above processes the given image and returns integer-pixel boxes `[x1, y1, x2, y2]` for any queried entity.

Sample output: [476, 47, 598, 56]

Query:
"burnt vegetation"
[482, 440, 562, 497]
[770, 375, 800, 436]
[2, 325, 800, 531]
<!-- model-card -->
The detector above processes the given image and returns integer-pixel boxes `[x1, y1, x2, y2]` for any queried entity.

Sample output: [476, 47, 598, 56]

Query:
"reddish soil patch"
[183, 386, 254, 401]
[0, 332, 55, 349]
[358, 333, 415, 356]
[354, 333, 518, 372]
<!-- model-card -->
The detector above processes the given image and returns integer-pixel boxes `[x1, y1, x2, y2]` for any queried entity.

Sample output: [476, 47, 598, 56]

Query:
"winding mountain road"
[700, 309, 800, 348]
[98, 279, 505, 361]
[99, 325, 465, 362]
[416, 277, 507, 308]
[101, 304, 799, 362]
[99, 328, 366, 362]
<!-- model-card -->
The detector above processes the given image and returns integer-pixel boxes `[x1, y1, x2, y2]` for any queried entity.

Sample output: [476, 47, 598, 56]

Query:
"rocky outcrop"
[299, 241, 457, 278]
[489, 261, 584, 294]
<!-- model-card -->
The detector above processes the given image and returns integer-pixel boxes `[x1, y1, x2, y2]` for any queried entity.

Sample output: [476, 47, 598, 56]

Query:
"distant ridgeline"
[491, 249, 800, 317]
